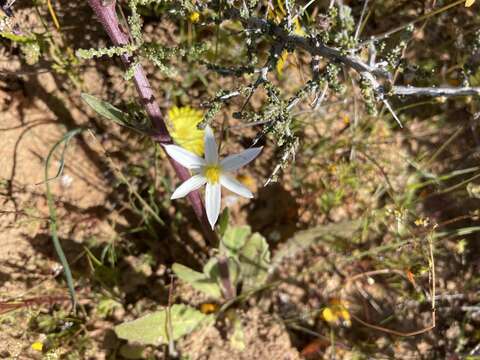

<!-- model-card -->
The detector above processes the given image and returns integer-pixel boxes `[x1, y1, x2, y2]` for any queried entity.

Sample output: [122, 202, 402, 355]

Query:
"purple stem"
[87, 0, 216, 244]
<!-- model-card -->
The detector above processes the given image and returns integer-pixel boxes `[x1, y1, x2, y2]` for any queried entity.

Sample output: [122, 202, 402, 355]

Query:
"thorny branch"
[211, 4, 480, 183]
[392, 86, 480, 97]
[225, 8, 480, 100]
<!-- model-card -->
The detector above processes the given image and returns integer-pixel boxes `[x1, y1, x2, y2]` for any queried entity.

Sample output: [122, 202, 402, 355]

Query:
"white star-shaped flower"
[164, 126, 262, 229]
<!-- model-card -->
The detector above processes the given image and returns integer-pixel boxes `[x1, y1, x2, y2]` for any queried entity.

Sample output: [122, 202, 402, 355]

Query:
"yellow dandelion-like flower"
[167, 106, 204, 156]
[31, 341, 44, 352]
[466, 0, 475, 7]
[189, 12, 200, 23]
[322, 299, 351, 327]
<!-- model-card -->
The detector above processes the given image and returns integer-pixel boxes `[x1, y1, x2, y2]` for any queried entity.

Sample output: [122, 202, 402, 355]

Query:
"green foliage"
[81, 93, 151, 133]
[329, 5, 356, 49]
[84, 246, 119, 288]
[97, 297, 123, 319]
[3, 0, 477, 357]
[359, 74, 378, 115]
[81, 93, 132, 124]
[220, 225, 251, 256]
[76, 0, 207, 83]
[236, 232, 270, 292]
[114, 304, 214, 345]
[44, 129, 83, 312]
[76, 44, 138, 60]
[171, 263, 222, 298]
[0, 31, 36, 44]
[173, 225, 271, 299]
[1, 31, 42, 65]
[30, 309, 86, 353]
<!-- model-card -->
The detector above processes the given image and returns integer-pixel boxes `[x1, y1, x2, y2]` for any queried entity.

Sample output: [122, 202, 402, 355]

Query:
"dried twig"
[392, 86, 480, 97]
[344, 231, 437, 337]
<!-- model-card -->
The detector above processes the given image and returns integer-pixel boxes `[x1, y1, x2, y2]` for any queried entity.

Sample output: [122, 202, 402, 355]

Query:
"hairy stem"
[87, 0, 216, 244]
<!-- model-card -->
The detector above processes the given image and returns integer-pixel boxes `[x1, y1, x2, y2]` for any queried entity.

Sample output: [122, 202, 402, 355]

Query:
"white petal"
[204, 125, 218, 165]
[205, 182, 221, 229]
[220, 175, 253, 198]
[164, 144, 205, 169]
[220, 147, 263, 172]
[171, 175, 207, 199]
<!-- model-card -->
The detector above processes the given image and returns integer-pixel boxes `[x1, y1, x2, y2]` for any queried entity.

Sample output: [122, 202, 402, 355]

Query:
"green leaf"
[238, 233, 270, 291]
[44, 128, 83, 312]
[81, 93, 147, 133]
[226, 257, 241, 290]
[172, 263, 222, 299]
[0, 32, 35, 43]
[220, 225, 251, 257]
[203, 258, 220, 280]
[115, 304, 213, 346]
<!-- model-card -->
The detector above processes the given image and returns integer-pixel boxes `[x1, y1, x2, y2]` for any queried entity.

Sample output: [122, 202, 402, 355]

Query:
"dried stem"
[227, 7, 480, 100]
[87, 0, 216, 244]
[392, 86, 480, 97]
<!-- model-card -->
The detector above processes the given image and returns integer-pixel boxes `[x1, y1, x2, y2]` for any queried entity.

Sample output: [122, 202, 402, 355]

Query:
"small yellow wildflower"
[327, 164, 337, 174]
[167, 106, 204, 156]
[414, 217, 429, 227]
[189, 12, 200, 23]
[200, 302, 219, 314]
[268, 0, 305, 75]
[31, 341, 44, 351]
[322, 299, 351, 327]
[466, 0, 475, 7]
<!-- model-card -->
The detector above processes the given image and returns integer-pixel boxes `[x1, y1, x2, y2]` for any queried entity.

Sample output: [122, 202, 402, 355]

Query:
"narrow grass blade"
[44, 128, 83, 312]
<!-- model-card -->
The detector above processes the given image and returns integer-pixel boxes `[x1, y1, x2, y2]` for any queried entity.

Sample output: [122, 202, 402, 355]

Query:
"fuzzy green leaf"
[81, 92, 152, 134]
[220, 225, 251, 257]
[172, 263, 222, 299]
[115, 304, 213, 346]
[81, 93, 131, 126]
[238, 233, 270, 291]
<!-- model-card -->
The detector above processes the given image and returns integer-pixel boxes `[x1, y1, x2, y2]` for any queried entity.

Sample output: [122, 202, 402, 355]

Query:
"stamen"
[204, 165, 221, 183]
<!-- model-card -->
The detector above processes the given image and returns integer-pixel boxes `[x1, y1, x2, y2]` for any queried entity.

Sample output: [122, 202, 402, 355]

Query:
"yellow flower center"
[204, 165, 221, 183]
